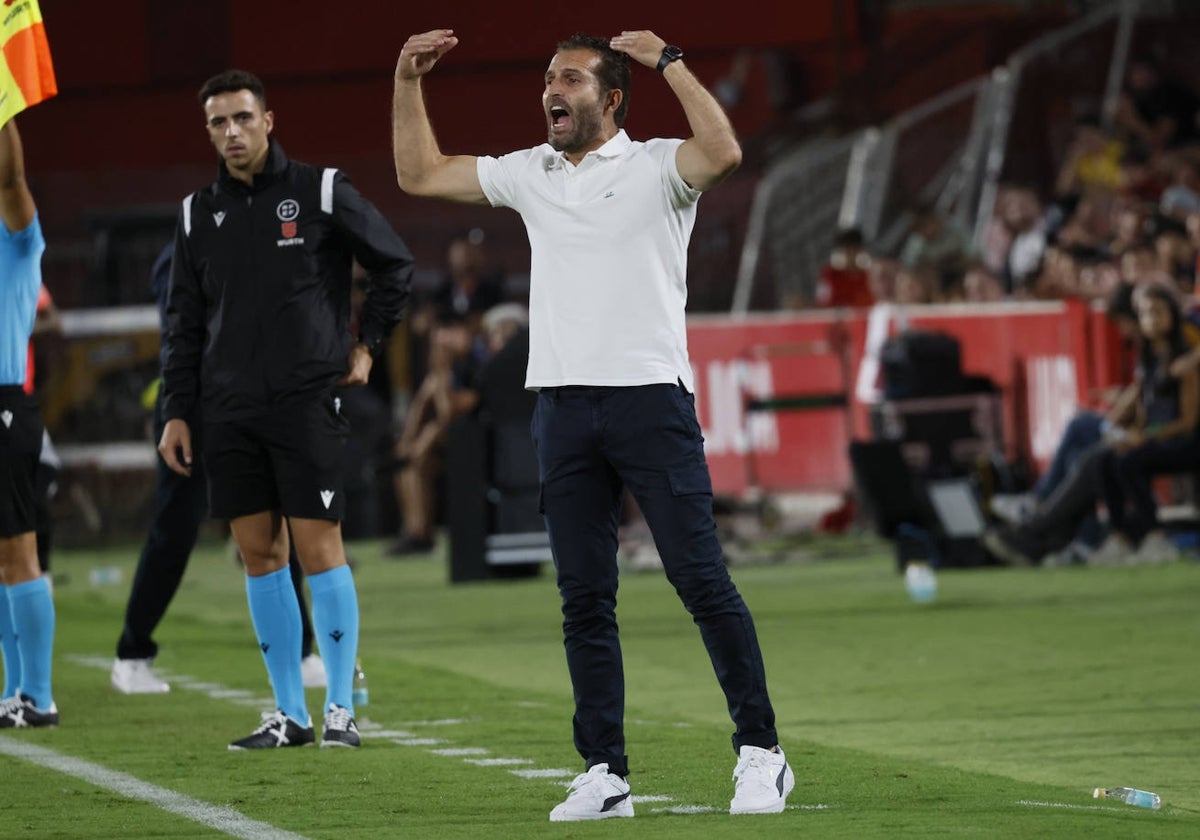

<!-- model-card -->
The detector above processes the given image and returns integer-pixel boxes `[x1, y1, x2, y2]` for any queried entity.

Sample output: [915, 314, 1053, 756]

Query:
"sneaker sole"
[319, 739, 360, 748]
[549, 810, 633, 822]
[730, 800, 788, 815]
[111, 679, 171, 694]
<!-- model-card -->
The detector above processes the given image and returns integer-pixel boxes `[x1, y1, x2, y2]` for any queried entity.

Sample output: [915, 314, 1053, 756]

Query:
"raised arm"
[0, 118, 37, 232]
[609, 30, 742, 192]
[392, 29, 488, 204]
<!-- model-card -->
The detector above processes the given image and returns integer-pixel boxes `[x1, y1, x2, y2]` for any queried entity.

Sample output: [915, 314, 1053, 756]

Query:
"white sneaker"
[549, 763, 633, 822]
[730, 745, 795, 815]
[111, 658, 170, 694]
[301, 654, 327, 689]
[1133, 532, 1179, 565]
[990, 492, 1037, 525]
[1087, 534, 1134, 567]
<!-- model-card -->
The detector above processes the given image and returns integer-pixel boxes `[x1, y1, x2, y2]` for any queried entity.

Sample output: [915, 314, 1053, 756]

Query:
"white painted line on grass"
[633, 795, 674, 802]
[396, 717, 477, 726]
[391, 738, 446, 746]
[1018, 800, 1127, 813]
[430, 747, 490, 756]
[359, 729, 416, 739]
[466, 757, 532, 766]
[0, 735, 309, 840]
[654, 804, 716, 814]
[510, 768, 575, 779]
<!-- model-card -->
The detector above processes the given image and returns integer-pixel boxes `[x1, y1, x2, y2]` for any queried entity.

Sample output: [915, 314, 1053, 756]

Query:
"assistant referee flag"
[0, 0, 56, 125]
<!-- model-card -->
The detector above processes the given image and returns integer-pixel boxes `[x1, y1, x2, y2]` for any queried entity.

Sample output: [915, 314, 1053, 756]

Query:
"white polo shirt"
[477, 130, 701, 390]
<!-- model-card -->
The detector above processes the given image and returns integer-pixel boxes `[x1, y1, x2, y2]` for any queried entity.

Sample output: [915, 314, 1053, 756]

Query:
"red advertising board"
[687, 299, 1120, 498]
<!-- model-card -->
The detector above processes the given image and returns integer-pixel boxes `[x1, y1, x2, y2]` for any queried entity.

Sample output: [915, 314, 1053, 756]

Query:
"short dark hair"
[198, 69, 267, 110]
[556, 34, 630, 127]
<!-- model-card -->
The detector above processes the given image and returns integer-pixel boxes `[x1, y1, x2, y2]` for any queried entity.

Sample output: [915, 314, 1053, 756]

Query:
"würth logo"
[280, 221, 297, 238]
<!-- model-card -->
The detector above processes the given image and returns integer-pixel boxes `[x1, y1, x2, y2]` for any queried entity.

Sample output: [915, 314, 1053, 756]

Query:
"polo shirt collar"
[544, 129, 631, 170]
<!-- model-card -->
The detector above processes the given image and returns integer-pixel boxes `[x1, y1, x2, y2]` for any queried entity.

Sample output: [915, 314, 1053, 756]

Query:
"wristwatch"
[656, 45, 684, 74]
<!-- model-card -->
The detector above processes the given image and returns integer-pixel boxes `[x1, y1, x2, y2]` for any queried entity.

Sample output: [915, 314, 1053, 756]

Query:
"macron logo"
[320, 490, 335, 509]
[0, 410, 11, 428]
[213, 211, 226, 227]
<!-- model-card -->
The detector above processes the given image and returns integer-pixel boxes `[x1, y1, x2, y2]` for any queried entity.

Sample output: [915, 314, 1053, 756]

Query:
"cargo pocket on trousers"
[667, 464, 713, 497]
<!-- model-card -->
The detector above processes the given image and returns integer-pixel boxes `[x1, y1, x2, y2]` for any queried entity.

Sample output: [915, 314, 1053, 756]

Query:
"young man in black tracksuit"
[110, 244, 325, 696]
[159, 70, 412, 749]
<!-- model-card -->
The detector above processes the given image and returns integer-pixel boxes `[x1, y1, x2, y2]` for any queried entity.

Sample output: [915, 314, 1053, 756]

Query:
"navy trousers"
[532, 384, 778, 777]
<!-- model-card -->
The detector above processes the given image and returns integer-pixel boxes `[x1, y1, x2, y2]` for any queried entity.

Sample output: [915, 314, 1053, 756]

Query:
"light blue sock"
[308, 564, 359, 714]
[0, 584, 22, 699]
[8, 576, 54, 710]
[245, 567, 307, 725]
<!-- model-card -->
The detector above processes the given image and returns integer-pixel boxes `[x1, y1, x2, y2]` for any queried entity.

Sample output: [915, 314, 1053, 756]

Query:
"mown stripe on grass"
[0, 735, 310, 840]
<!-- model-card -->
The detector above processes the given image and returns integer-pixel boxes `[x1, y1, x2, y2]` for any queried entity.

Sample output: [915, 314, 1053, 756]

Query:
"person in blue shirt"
[0, 116, 59, 728]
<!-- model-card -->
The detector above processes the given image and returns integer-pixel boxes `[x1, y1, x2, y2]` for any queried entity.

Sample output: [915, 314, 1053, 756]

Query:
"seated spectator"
[985, 282, 1198, 566]
[1159, 156, 1200, 222]
[989, 282, 1140, 537]
[407, 231, 506, 386]
[387, 304, 528, 556]
[866, 255, 899, 304]
[893, 264, 937, 305]
[1109, 200, 1152, 257]
[1114, 57, 1200, 158]
[900, 203, 974, 273]
[815, 228, 874, 308]
[961, 264, 1005, 303]
[1054, 115, 1126, 198]
[1153, 217, 1195, 291]
[1091, 283, 1200, 564]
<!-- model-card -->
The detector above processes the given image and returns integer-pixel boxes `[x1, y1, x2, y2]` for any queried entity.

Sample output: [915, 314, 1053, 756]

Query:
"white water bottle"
[352, 659, 369, 707]
[1094, 787, 1160, 809]
[904, 561, 937, 603]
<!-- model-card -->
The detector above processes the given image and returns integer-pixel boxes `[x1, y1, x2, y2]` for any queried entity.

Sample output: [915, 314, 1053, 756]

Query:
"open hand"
[397, 29, 459, 80]
[609, 30, 668, 70]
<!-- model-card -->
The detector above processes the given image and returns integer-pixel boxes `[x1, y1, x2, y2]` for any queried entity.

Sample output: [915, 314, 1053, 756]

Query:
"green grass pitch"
[2, 534, 1198, 838]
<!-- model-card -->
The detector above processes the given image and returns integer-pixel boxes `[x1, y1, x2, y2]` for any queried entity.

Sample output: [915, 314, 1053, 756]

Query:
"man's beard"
[548, 105, 603, 155]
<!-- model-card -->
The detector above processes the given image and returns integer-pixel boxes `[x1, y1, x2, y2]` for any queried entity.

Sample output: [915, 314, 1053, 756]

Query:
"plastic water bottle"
[1093, 787, 1161, 809]
[88, 566, 123, 586]
[904, 561, 937, 603]
[351, 659, 369, 707]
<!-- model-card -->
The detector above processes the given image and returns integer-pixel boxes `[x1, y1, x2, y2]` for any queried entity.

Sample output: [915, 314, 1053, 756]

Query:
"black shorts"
[202, 390, 350, 522]
[0, 386, 44, 538]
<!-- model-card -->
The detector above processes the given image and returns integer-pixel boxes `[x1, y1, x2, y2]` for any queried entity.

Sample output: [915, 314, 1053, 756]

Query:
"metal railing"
[732, 0, 1147, 313]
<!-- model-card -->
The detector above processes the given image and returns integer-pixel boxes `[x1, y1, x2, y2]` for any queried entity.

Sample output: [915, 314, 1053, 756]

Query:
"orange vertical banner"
[0, 0, 56, 125]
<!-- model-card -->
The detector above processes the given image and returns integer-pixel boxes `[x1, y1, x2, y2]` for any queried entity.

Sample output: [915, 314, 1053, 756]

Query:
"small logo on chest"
[276, 198, 304, 245]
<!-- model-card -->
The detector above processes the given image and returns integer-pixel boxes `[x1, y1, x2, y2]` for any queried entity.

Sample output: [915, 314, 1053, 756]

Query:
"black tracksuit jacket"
[161, 140, 412, 423]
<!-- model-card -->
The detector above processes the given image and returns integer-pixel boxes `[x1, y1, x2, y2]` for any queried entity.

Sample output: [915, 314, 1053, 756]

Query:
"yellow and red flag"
[0, 0, 56, 125]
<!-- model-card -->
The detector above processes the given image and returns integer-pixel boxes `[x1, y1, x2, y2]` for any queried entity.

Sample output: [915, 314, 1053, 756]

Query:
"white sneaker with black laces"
[730, 745, 794, 814]
[111, 658, 171, 694]
[228, 710, 314, 750]
[300, 654, 327, 689]
[0, 693, 59, 728]
[320, 703, 360, 748]
[549, 763, 634, 822]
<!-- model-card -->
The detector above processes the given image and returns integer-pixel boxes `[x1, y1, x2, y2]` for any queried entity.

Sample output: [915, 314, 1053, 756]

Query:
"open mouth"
[549, 105, 572, 132]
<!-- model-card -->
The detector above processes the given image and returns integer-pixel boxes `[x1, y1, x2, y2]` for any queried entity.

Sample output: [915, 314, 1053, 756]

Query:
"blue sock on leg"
[308, 564, 358, 714]
[245, 567, 307, 724]
[0, 584, 22, 699]
[7, 577, 55, 710]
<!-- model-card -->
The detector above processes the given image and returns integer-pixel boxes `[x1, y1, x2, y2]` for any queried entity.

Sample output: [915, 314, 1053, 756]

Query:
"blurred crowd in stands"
[811, 57, 1200, 314]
